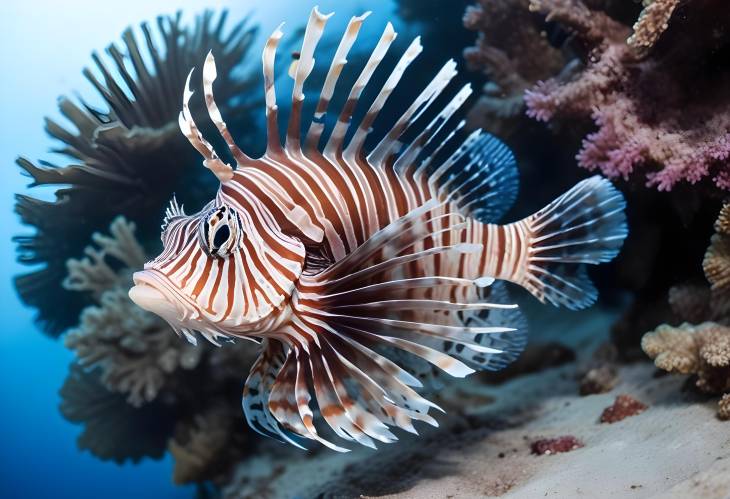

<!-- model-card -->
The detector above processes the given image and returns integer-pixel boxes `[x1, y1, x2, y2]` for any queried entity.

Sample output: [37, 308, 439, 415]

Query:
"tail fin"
[519, 176, 627, 310]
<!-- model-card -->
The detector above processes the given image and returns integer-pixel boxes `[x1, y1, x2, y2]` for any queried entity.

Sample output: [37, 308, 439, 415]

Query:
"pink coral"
[462, 0, 566, 135]
[524, 0, 730, 191]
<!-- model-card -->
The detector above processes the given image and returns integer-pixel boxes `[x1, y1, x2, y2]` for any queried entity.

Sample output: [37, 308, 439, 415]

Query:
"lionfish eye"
[198, 205, 243, 258]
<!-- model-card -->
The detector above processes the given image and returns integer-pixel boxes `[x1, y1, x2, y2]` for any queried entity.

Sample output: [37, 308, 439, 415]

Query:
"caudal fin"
[519, 176, 627, 310]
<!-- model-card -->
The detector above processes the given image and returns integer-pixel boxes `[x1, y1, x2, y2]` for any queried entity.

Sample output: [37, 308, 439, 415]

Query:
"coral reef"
[626, 0, 680, 56]
[643, 322, 730, 417]
[463, 0, 730, 356]
[522, 0, 730, 192]
[462, 0, 566, 136]
[641, 204, 730, 419]
[14, 10, 261, 335]
[58, 217, 258, 478]
[599, 394, 647, 423]
[530, 436, 584, 455]
[63, 217, 202, 406]
[59, 363, 176, 463]
[704, 203, 730, 311]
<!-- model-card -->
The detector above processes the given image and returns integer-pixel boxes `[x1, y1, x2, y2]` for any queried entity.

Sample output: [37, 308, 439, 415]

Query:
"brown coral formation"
[641, 204, 730, 419]
[599, 394, 647, 423]
[530, 435, 584, 455]
[578, 342, 619, 395]
[643, 323, 730, 418]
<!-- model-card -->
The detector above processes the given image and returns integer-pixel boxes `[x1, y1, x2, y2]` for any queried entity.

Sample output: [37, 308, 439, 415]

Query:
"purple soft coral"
[524, 0, 730, 191]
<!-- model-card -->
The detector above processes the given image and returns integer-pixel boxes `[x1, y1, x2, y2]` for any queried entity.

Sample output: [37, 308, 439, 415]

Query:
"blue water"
[0, 1, 403, 497]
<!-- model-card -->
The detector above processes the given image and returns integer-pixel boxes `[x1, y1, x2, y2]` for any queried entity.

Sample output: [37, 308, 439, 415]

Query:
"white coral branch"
[64, 217, 203, 407]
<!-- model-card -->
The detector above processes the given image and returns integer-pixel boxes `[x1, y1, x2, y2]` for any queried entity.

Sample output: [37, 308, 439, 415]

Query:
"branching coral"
[627, 0, 680, 56]
[523, 0, 730, 192]
[14, 10, 261, 335]
[168, 406, 246, 485]
[462, 0, 566, 136]
[63, 217, 201, 407]
[642, 204, 730, 419]
[60, 363, 176, 463]
[643, 323, 730, 416]
[704, 203, 730, 311]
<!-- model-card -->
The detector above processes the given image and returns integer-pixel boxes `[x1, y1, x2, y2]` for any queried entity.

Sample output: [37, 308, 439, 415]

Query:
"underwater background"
[2, 0, 730, 497]
[0, 2, 463, 497]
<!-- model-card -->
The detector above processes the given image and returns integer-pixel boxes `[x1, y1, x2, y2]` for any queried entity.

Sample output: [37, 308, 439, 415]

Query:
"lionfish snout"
[130, 268, 233, 345]
[129, 270, 188, 324]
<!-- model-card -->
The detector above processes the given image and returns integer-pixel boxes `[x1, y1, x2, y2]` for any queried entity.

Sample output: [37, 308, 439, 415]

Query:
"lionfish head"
[129, 193, 306, 344]
[128, 46, 323, 344]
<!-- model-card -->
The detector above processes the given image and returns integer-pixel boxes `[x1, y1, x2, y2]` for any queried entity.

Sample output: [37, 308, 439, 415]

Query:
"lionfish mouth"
[129, 270, 191, 323]
[129, 269, 274, 345]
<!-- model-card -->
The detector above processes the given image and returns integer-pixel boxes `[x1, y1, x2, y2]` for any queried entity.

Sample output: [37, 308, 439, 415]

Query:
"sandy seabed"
[222, 301, 730, 499]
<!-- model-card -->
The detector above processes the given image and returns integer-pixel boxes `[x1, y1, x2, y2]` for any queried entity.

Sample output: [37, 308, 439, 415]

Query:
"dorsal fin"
[202, 52, 252, 166]
[179, 7, 521, 254]
[343, 36, 423, 159]
[436, 131, 519, 223]
[286, 7, 333, 153]
[367, 60, 458, 167]
[323, 22, 397, 157]
[395, 84, 472, 174]
[304, 12, 371, 152]
[262, 23, 285, 155]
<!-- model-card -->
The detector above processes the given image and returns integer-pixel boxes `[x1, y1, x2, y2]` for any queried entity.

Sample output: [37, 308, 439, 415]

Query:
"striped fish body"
[129, 8, 627, 451]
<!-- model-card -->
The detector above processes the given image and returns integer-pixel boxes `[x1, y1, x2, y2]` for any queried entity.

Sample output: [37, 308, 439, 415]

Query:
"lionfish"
[129, 8, 627, 451]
